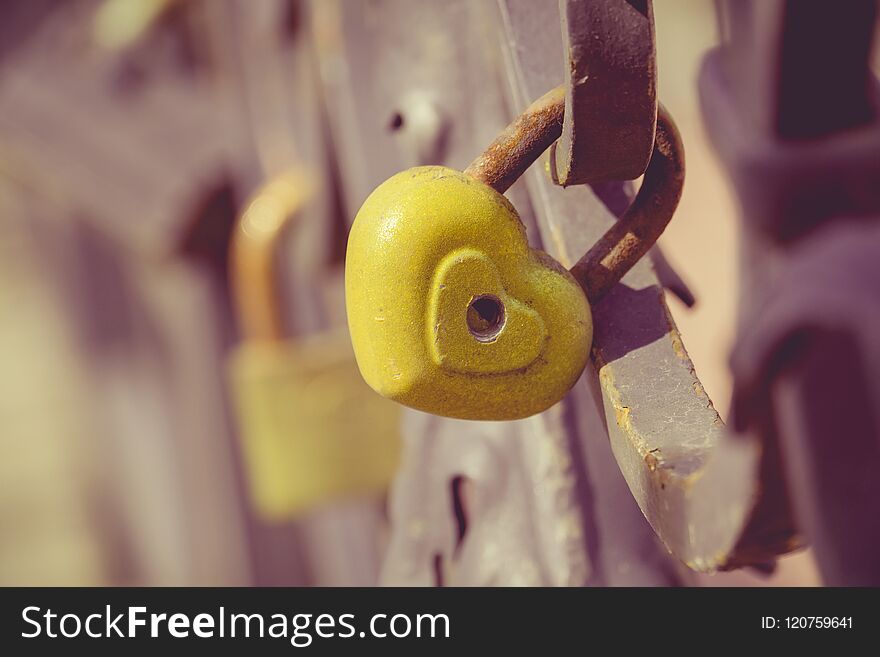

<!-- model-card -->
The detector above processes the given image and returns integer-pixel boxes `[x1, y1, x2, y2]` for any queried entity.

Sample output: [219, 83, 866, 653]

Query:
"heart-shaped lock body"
[346, 165, 591, 420]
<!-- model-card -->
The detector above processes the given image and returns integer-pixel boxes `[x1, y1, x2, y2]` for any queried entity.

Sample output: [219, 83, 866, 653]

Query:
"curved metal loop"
[570, 105, 683, 302]
[230, 170, 316, 342]
[464, 86, 566, 195]
[464, 86, 683, 304]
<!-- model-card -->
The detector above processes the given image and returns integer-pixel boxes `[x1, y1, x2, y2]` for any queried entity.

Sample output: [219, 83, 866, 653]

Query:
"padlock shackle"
[464, 86, 684, 304]
[464, 86, 566, 195]
[230, 170, 315, 342]
[570, 106, 684, 302]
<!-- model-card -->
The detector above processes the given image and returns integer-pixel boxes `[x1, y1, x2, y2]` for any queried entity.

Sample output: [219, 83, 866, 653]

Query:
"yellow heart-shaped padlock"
[346, 87, 683, 420]
[346, 165, 591, 420]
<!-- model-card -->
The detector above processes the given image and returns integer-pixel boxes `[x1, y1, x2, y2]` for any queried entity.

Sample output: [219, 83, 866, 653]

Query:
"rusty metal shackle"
[464, 84, 684, 303]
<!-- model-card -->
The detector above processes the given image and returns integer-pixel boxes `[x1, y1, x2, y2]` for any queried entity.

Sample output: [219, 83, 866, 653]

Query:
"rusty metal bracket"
[499, 0, 796, 571]
[550, 0, 656, 185]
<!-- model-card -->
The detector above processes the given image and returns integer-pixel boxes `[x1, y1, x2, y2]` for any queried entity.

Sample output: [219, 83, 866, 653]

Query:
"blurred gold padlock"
[228, 170, 400, 521]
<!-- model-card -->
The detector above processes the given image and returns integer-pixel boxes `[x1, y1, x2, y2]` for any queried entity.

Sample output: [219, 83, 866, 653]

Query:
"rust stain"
[598, 365, 666, 475]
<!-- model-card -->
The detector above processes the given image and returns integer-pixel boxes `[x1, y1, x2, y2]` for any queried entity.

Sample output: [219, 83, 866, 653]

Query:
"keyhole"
[466, 295, 505, 342]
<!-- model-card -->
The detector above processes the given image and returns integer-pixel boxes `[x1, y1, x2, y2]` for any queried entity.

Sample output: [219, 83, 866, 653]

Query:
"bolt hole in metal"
[387, 111, 404, 131]
[450, 475, 469, 553]
[466, 295, 505, 342]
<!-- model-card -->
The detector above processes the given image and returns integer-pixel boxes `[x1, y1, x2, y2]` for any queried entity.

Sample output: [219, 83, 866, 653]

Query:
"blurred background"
[2, 0, 864, 586]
